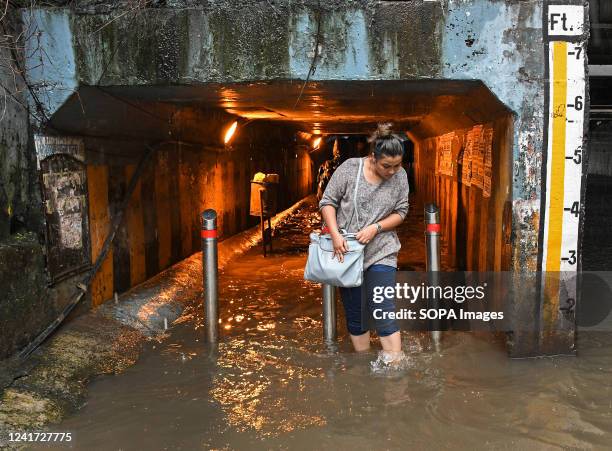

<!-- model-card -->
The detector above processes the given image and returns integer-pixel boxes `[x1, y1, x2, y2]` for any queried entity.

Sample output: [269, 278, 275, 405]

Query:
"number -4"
[562, 250, 577, 265]
[565, 201, 580, 217]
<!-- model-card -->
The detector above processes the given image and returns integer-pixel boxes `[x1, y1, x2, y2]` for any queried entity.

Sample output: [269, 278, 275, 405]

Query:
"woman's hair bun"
[368, 122, 394, 143]
[368, 122, 404, 158]
[376, 122, 393, 139]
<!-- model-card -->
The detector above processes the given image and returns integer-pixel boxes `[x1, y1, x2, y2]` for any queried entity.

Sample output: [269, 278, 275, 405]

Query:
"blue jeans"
[339, 264, 399, 337]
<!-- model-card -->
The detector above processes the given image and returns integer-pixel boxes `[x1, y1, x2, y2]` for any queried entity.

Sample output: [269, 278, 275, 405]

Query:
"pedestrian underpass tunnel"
[1, 0, 591, 363]
[40, 80, 513, 306]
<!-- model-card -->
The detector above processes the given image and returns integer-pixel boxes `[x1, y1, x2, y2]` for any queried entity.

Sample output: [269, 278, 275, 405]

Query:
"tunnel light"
[297, 131, 313, 141]
[312, 136, 322, 149]
[224, 121, 238, 144]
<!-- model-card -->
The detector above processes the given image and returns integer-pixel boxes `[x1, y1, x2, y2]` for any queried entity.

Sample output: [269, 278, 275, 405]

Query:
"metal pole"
[425, 203, 441, 272]
[322, 284, 337, 342]
[424, 203, 442, 349]
[259, 189, 267, 257]
[201, 209, 219, 343]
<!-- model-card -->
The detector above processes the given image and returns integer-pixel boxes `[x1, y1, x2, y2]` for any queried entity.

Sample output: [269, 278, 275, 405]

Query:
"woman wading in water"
[319, 124, 409, 369]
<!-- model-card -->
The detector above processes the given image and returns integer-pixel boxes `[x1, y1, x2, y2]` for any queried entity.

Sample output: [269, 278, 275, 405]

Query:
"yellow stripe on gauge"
[546, 41, 567, 273]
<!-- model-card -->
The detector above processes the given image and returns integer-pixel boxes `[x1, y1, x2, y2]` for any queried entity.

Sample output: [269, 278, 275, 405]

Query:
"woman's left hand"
[356, 224, 378, 244]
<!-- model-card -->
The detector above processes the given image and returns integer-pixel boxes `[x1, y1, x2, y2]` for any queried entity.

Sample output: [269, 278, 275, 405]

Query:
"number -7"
[574, 46, 582, 59]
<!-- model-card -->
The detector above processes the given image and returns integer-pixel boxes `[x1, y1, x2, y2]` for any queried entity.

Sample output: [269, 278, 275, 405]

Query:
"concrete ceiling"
[47, 80, 513, 144]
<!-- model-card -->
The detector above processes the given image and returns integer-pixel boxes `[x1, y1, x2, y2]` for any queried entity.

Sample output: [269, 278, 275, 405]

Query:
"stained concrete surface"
[0, 234, 48, 360]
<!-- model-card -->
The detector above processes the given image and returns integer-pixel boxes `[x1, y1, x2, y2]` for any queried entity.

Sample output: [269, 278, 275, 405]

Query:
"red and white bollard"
[424, 203, 442, 349]
[201, 209, 219, 343]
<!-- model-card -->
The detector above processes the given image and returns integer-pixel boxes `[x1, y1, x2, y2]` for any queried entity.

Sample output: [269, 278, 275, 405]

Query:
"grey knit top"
[319, 157, 410, 270]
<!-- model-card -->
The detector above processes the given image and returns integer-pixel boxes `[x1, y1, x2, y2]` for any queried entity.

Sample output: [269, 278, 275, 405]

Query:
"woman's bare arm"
[377, 212, 404, 231]
[321, 205, 348, 262]
[320, 205, 340, 234]
[355, 212, 404, 243]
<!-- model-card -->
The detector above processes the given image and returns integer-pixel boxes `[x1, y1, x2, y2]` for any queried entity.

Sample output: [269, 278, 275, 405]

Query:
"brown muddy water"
[32, 203, 612, 450]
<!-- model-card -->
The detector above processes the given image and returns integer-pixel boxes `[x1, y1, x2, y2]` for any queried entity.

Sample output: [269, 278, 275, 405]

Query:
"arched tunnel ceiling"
[48, 80, 513, 144]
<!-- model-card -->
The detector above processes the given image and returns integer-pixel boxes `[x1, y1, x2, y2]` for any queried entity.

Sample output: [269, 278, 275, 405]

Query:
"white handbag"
[304, 158, 365, 287]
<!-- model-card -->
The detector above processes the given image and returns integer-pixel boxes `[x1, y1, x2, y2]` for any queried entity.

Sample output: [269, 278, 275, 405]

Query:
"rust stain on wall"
[178, 149, 193, 259]
[87, 165, 113, 306]
[155, 150, 172, 271]
[512, 199, 540, 273]
[125, 165, 146, 288]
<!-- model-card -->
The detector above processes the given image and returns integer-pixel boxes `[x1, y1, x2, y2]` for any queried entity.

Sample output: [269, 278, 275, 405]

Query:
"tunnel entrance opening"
[41, 80, 514, 305]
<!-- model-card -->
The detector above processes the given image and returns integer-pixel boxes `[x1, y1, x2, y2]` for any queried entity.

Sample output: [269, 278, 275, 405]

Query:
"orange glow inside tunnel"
[224, 121, 238, 144]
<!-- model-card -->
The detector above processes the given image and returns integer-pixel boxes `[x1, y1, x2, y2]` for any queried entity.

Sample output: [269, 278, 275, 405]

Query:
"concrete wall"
[0, 8, 56, 360]
[0, 236, 46, 359]
[0, 12, 40, 239]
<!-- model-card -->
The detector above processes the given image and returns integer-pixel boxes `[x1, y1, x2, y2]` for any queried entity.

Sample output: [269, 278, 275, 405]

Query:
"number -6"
[574, 96, 583, 111]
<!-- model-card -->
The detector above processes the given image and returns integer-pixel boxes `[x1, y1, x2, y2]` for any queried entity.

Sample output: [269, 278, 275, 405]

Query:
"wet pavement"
[28, 197, 612, 450]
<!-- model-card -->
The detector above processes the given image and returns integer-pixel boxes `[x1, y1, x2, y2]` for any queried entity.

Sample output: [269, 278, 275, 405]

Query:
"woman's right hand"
[331, 231, 348, 262]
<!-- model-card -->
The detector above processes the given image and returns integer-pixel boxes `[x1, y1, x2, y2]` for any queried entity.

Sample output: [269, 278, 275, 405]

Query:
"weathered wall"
[0, 13, 40, 239]
[440, 0, 547, 275]
[0, 8, 54, 360]
[413, 114, 514, 272]
[0, 86, 30, 238]
[0, 236, 46, 359]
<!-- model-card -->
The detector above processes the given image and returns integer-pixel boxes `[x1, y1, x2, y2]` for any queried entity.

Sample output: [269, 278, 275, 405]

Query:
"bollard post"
[322, 284, 337, 342]
[201, 209, 219, 343]
[424, 203, 441, 271]
[424, 203, 442, 349]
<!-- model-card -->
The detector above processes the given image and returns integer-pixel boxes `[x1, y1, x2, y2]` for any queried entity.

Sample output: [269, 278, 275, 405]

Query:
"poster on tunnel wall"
[36, 145, 91, 282]
[434, 138, 439, 176]
[438, 132, 454, 177]
[460, 126, 493, 197]
[483, 128, 494, 198]
[461, 133, 472, 186]
[471, 125, 484, 190]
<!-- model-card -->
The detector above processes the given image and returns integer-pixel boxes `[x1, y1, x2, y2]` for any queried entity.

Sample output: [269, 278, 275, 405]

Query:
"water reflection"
[209, 337, 327, 436]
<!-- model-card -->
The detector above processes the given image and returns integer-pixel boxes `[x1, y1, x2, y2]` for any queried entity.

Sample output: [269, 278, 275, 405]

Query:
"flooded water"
[33, 199, 612, 450]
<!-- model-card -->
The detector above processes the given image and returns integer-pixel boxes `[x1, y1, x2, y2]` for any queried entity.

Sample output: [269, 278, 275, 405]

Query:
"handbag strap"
[321, 158, 363, 234]
[350, 158, 363, 231]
